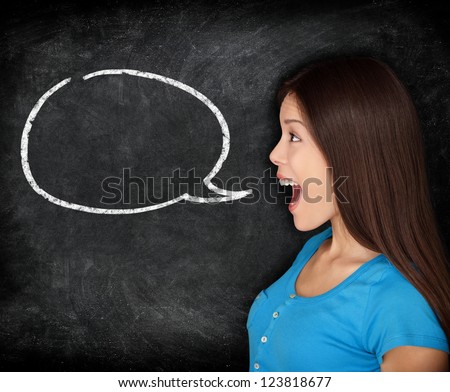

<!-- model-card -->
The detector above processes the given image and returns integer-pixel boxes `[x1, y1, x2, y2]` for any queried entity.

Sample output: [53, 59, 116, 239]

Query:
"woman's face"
[269, 92, 338, 231]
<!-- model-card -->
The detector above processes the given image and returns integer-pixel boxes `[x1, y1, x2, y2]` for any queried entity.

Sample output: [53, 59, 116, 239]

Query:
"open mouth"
[279, 178, 302, 209]
[291, 185, 302, 205]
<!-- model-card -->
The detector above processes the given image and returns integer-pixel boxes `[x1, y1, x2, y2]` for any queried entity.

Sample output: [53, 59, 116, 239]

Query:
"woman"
[247, 56, 450, 372]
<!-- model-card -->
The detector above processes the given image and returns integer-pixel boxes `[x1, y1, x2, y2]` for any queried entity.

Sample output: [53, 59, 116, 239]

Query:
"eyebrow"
[284, 119, 306, 127]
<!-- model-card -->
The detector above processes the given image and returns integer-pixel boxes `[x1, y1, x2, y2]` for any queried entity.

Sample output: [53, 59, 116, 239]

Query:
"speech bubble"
[20, 69, 252, 214]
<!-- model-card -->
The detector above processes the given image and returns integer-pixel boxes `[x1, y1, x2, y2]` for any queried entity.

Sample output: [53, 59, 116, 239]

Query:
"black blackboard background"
[1, 0, 449, 371]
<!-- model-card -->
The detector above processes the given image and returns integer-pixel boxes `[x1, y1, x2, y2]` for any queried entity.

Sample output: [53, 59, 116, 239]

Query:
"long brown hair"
[276, 55, 450, 348]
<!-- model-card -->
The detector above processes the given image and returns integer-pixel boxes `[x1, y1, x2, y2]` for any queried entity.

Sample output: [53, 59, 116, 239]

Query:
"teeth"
[279, 179, 300, 187]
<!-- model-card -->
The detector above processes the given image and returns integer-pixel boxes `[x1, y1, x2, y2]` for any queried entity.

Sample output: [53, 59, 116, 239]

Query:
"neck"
[324, 214, 382, 264]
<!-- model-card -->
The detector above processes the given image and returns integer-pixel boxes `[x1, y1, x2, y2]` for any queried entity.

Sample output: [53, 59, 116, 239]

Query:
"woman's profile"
[247, 56, 450, 372]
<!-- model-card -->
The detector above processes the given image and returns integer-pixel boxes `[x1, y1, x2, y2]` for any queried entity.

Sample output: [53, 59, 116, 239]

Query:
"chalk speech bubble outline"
[20, 69, 253, 214]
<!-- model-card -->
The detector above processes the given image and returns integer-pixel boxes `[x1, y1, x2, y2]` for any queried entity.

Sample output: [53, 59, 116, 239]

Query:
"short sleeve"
[362, 266, 449, 366]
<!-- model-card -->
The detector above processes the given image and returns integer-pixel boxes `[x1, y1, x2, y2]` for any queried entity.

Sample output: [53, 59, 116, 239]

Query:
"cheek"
[303, 168, 329, 201]
[287, 148, 301, 163]
[302, 183, 323, 203]
[288, 149, 329, 190]
[288, 149, 307, 176]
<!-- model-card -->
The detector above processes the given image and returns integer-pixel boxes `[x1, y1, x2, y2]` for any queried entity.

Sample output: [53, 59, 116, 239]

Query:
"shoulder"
[366, 259, 442, 318]
[368, 260, 425, 301]
[362, 258, 449, 365]
[364, 259, 440, 321]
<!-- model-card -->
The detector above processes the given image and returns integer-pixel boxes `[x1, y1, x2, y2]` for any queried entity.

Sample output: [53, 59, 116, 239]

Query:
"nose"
[269, 140, 286, 166]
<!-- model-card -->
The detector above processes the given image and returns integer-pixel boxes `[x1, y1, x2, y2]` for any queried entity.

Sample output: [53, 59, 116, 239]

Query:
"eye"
[289, 132, 302, 142]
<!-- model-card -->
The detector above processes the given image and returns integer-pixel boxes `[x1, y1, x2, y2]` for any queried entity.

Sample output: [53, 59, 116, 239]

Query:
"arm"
[380, 346, 449, 372]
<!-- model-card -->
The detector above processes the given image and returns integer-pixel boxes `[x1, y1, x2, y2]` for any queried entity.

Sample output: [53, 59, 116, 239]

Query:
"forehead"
[280, 93, 304, 119]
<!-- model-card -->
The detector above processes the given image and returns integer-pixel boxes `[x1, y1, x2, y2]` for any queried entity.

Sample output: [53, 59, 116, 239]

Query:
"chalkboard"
[1, 0, 449, 371]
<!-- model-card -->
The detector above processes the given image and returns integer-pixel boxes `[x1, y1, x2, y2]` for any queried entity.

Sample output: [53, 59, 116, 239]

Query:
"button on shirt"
[246, 226, 449, 372]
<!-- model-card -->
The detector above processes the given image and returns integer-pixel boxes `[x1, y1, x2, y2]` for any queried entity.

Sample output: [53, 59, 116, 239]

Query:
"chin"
[292, 216, 311, 232]
[292, 214, 328, 232]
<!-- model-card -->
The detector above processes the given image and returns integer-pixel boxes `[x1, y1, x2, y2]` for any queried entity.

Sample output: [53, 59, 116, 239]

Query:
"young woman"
[247, 56, 450, 372]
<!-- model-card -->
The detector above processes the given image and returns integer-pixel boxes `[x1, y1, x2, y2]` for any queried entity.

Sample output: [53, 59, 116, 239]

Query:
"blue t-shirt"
[247, 225, 449, 372]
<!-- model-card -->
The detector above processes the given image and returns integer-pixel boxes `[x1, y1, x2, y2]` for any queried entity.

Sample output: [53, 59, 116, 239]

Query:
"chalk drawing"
[21, 69, 252, 214]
